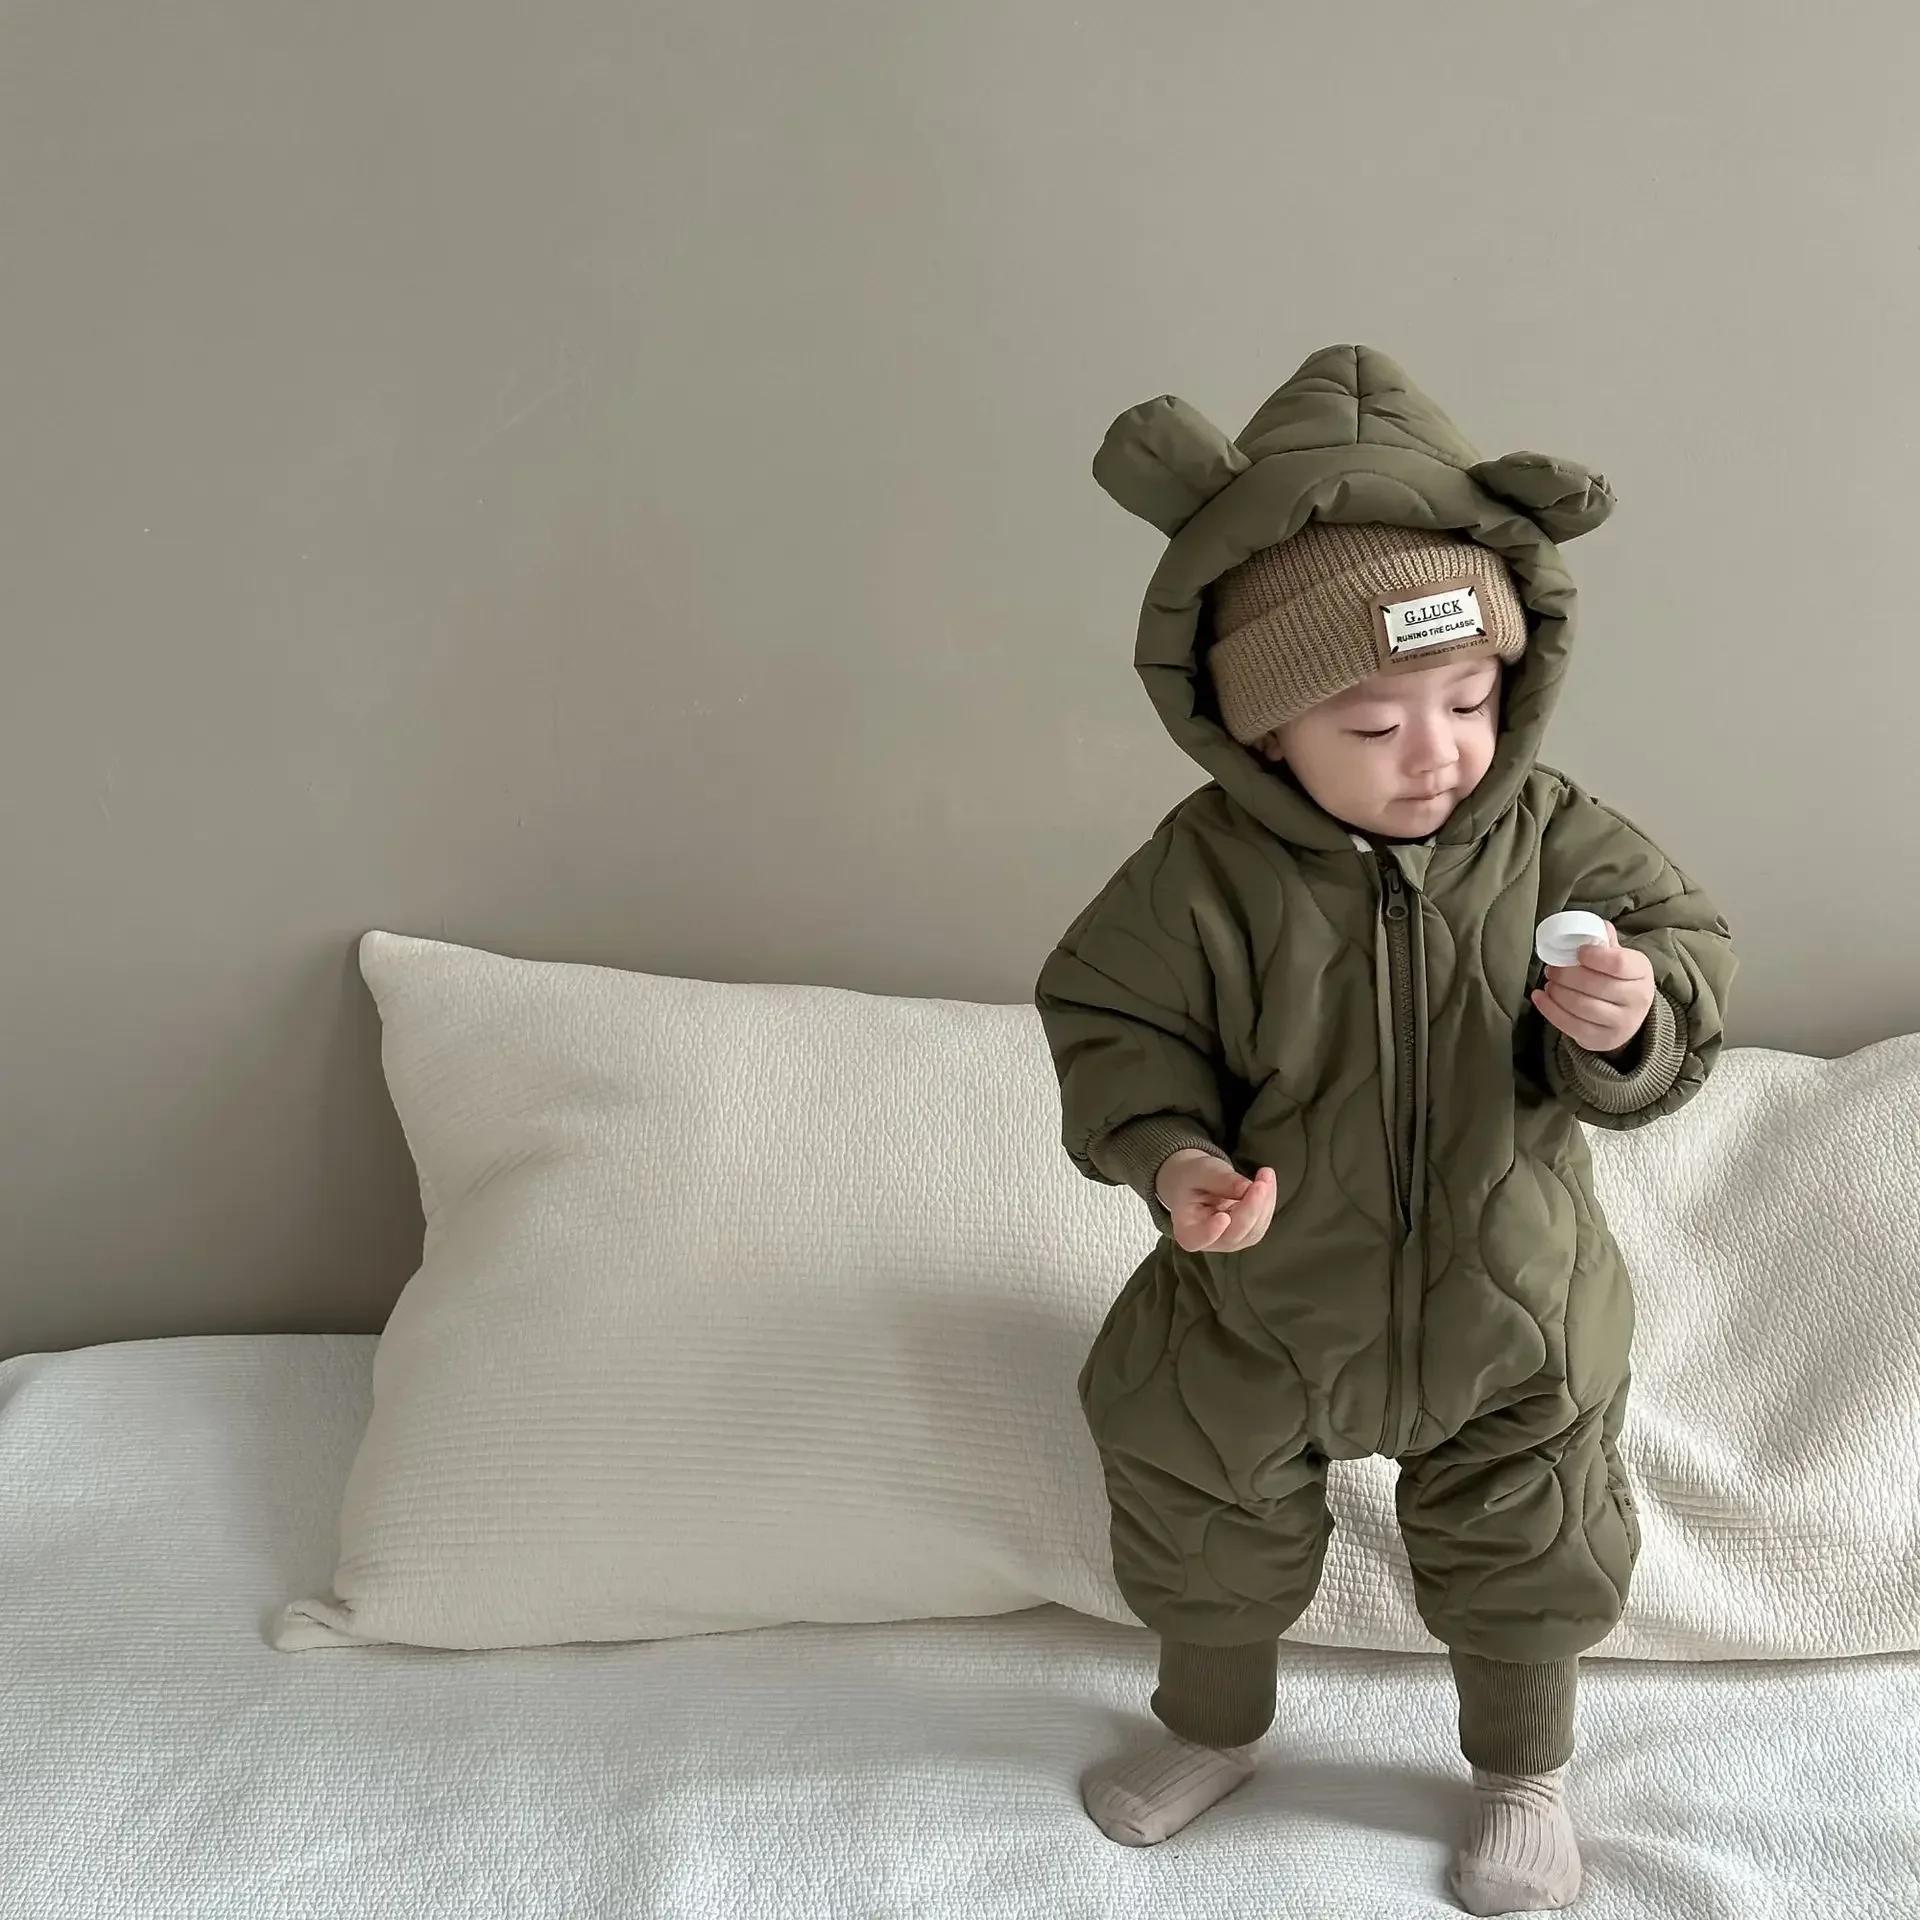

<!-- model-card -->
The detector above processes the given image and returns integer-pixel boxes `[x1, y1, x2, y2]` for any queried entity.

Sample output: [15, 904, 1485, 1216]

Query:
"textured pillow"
[279, 935, 1920, 1660]
[276, 932, 1155, 1650]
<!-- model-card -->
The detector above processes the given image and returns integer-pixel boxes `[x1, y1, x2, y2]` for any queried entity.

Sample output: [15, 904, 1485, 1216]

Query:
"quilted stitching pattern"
[1038, 765, 1732, 1660]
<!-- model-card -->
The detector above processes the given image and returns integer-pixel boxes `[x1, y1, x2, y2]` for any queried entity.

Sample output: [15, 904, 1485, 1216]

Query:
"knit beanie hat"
[1206, 521, 1529, 745]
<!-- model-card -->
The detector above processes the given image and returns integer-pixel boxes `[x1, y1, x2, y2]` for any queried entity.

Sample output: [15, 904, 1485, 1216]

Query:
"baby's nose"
[1405, 723, 1459, 772]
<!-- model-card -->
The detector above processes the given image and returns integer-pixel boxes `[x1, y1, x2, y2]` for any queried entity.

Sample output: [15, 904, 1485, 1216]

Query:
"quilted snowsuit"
[1036, 346, 1736, 1757]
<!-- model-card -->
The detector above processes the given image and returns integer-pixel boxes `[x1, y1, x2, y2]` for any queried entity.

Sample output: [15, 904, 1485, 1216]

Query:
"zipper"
[1377, 853, 1423, 1456]
[1380, 860, 1417, 1231]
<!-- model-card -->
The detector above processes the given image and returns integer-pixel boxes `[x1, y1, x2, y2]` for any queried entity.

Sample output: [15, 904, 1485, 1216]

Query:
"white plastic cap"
[1536, 910, 1609, 968]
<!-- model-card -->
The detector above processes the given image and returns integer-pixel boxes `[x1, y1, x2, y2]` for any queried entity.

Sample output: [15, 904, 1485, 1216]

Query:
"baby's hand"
[1531, 921, 1656, 1055]
[1155, 1150, 1277, 1254]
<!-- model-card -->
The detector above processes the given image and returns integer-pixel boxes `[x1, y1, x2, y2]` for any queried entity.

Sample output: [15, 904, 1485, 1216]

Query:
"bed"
[5, 1332, 1916, 1920]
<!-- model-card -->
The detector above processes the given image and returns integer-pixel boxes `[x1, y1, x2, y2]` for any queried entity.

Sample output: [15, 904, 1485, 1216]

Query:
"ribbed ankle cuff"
[1450, 1651, 1579, 1774]
[1152, 1638, 1279, 1748]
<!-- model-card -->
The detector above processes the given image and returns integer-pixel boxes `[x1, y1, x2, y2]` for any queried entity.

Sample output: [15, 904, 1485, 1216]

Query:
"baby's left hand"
[1531, 922, 1656, 1056]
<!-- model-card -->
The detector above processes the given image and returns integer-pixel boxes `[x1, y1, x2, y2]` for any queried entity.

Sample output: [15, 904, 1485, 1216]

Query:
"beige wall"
[3, 2, 1914, 1357]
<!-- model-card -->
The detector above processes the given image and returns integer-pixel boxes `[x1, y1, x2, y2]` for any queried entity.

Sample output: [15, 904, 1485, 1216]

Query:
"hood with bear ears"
[1092, 343, 1614, 851]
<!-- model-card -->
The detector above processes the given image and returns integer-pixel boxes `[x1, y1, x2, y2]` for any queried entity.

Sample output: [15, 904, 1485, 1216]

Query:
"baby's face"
[1257, 658, 1501, 839]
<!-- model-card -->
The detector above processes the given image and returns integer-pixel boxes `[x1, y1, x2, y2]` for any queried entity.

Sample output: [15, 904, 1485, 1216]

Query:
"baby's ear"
[1468, 450, 1615, 542]
[1092, 395, 1252, 538]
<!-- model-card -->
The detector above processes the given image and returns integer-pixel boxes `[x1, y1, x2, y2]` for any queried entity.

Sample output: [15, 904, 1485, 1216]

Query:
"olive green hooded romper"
[1036, 346, 1736, 1765]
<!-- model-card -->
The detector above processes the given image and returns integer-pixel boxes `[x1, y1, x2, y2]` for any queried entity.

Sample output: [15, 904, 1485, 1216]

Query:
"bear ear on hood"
[1469, 450, 1615, 543]
[1092, 394, 1253, 538]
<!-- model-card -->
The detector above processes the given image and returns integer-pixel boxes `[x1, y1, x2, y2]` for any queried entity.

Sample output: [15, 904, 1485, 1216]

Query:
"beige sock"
[1451, 1767, 1584, 1915]
[1080, 1735, 1258, 1846]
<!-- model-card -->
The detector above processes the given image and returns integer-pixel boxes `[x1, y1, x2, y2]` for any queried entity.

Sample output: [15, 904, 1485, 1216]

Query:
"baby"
[1035, 346, 1735, 1915]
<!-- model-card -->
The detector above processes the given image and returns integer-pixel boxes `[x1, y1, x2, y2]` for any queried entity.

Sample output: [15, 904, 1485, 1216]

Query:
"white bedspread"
[3, 1336, 1915, 1919]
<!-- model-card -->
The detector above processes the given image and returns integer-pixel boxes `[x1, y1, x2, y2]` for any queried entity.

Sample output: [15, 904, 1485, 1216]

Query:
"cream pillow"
[276, 932, 1154, 1650]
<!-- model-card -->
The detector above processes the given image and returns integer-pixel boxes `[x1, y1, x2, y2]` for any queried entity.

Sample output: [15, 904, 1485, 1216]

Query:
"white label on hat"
[1380, 585, 1486, 656]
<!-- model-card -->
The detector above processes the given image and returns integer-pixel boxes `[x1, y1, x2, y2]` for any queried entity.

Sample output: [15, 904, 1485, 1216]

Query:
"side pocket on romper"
[1078, 1249, 1155, 1411]
[1077, 1247, 1178, 1436]
[1601, 1376, 1642, 1568]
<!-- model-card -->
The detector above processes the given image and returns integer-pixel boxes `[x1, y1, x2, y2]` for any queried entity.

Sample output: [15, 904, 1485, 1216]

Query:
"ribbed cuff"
[1152, 1638, 1280, 1748]
[1450, 1651, 1579, 1774]
[1090, 1114, 1230, 1231]
[1549, 990, 1686, 1117]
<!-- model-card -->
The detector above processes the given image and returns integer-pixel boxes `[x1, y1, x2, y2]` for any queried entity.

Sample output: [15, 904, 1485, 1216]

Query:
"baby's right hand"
[1155, 1150, 1278, 1254]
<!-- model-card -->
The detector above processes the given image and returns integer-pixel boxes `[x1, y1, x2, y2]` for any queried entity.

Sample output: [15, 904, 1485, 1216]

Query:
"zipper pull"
[1383, 865, 1409, 921]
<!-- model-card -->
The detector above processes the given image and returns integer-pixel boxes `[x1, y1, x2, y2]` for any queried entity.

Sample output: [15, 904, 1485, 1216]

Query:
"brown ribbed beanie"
[1206, 521, 1528, 744]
